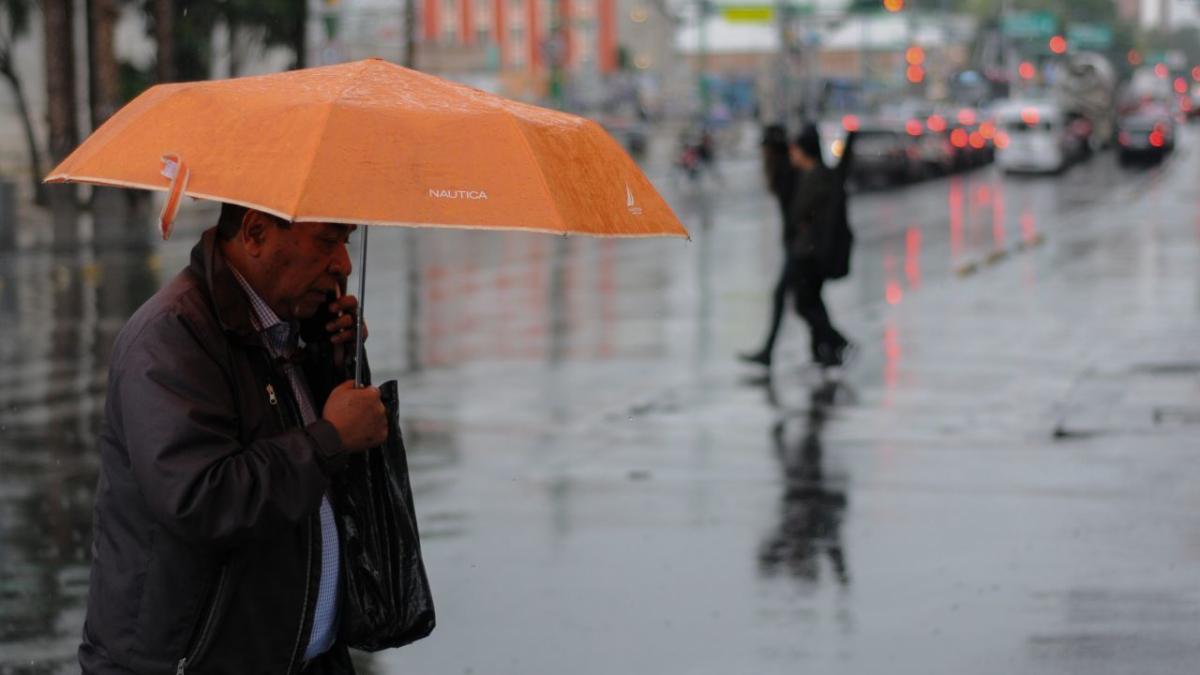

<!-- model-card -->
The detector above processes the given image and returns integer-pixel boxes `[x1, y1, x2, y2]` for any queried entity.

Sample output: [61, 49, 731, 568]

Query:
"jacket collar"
[188, 227, 262, 345]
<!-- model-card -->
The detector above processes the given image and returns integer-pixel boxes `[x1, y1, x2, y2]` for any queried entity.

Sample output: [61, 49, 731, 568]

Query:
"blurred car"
[993, 100, 1084, 173]
[940, 105, 994, 170]
[913, 119, 956, 177]
[1117, 105, 1176, 163]
[848, 120, 921, 186]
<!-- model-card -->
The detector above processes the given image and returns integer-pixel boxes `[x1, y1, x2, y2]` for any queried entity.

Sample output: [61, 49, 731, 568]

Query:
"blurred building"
[675, 10, 976, 118]
[1133, 0, 1200, 28]
[315, 0, 678, 108]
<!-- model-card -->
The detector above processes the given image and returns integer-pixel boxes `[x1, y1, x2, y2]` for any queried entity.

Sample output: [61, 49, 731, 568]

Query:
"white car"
[993, 100, 1082, 173]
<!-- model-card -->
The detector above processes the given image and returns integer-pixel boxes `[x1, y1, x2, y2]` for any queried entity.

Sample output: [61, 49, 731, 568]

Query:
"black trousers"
[756, 257, 846, 363]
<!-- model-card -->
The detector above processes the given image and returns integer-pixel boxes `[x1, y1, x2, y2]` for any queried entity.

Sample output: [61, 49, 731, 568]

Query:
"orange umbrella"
[46, 58, 688, 382]
[45, 57, 687, 241]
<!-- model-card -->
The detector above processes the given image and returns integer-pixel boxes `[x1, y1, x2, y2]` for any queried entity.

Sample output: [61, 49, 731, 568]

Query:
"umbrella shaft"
[354, 227, 368, 388]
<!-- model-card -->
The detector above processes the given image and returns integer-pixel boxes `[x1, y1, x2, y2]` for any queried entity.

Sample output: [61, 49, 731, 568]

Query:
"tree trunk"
[292, 0, 307, 69]
[87, 0, 120, 129]
[43, 0, 79, 241]
[44, 0, 79, 164]
[153, 0, 174, 82]
[0, 65, 47, 205]
[88, 0, 136, 245]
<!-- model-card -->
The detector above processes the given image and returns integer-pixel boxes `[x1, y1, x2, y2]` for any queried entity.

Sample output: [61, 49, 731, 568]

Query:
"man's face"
[251, 217, 355, 320]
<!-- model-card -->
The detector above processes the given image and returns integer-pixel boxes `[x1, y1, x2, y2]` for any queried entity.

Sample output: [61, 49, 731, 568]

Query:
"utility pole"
[548, 0, 568, 108]
[404, 0, 417, 67]
[775, 0, 790, 123]
[698, 0, 710, 119]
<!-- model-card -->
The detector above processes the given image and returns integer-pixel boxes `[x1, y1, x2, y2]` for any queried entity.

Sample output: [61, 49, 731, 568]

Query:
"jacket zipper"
[263, 357, 320, 673]
[176, 564, 230, 675]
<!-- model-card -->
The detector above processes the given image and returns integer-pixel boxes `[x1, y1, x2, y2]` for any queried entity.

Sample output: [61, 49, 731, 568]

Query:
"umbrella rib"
[289, 59, 378, 220]
[499, 111, 570, 235]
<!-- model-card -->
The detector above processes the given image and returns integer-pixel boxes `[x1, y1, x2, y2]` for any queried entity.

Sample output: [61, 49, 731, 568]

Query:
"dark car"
[1117, 106, 1176, 163]
[849, 122, 920, 186]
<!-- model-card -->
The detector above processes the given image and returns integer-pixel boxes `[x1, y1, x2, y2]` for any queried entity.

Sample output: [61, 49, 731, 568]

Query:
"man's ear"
[241, 210, 271, 257]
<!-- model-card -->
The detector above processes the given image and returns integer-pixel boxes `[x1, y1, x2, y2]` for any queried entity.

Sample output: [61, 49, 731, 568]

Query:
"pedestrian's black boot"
[815, 343, 843, 368]
[739, 350, 772, 367]
[836, 340, 857, 366]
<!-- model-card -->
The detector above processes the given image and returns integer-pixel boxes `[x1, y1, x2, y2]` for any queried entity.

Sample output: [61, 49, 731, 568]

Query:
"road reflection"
[0, 238, 159, 673]
[758, 380, 850, 586]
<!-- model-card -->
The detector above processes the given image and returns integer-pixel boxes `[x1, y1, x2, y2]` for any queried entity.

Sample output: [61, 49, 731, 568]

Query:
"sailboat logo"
[625, 183, 643, 216]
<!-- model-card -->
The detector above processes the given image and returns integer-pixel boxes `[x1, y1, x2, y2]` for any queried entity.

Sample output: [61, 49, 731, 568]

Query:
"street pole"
[698, 0, 710, 120]
[776, 0, 790, 123]
[550, 0, 566, 109]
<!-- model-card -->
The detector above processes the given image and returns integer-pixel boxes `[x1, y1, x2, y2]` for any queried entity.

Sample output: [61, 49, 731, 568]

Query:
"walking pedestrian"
[787, 124, 851, 368]
[740, 124, 799, 367]
[79, 204, 388, 675]
[739, 123, 854, 369]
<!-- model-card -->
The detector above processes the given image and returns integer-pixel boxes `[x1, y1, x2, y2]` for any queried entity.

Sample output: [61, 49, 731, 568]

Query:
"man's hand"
[322, 381, 387, 452]
[326, 295, 368, 369]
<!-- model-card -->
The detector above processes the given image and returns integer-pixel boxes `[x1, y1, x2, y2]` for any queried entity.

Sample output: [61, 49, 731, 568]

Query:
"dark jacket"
[80, 228, 356, 675]
[787, 163, 836, 262]
[769, 162, 798, 247]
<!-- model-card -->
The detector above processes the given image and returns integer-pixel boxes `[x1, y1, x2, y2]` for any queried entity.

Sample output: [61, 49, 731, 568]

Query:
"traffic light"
[884, 0, 904, 12]
[906, 46, 925, 66]
[1048, 35, 1067, 55]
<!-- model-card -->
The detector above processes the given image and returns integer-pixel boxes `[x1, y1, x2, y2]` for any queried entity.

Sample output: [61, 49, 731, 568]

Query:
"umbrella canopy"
[45, 58, 687, 240]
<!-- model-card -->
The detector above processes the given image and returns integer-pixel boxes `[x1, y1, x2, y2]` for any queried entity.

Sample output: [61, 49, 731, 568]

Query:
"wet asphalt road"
[1, 125, 1199, 674]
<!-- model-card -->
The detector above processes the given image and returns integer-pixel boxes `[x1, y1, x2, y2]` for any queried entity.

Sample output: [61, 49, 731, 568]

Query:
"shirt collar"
[229, 266, 297, 356]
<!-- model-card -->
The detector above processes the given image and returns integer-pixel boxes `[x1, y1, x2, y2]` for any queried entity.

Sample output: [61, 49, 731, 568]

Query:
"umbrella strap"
[159, 154, 190, 240]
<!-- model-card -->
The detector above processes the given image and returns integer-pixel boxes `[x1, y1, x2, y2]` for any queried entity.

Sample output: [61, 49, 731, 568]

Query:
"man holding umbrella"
[49, 58, 689, 675]
[79, 204, 386, 674]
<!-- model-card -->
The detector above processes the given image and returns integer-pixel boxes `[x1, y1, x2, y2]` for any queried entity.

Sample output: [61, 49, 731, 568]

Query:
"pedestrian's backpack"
[822, 131, 856, 280]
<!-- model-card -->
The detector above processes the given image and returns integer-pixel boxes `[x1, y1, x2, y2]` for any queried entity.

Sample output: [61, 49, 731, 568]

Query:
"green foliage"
[118, 59, 154, 102]
[141, 0, 307, 82]
[1, 0, 30, 38]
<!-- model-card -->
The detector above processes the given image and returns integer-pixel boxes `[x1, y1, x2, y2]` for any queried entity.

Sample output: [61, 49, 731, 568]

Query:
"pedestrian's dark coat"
[786, 164, 837, 261]
[79, 228, 355, 675]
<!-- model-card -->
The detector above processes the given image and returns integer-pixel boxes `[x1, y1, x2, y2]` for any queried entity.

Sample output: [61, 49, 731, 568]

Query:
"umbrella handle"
[354, 226, 368, 388]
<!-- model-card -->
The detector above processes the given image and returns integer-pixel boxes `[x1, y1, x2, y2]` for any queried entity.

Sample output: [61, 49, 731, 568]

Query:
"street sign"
[1066, 23, 1113, 50]
[720, 5, 773, 22]
[1001, 11, 1056, 39]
